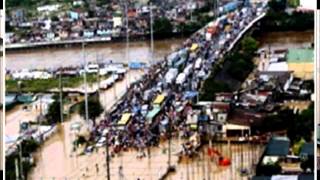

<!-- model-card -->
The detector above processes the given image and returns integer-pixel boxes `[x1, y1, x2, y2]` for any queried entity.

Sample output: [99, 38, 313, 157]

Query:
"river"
[6, 38, 186, 71]
[257, 31, 314, 49]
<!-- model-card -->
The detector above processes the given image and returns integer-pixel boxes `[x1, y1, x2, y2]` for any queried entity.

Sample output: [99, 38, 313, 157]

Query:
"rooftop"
[264, 136, 290, 156]
[287, 48, 314, 63]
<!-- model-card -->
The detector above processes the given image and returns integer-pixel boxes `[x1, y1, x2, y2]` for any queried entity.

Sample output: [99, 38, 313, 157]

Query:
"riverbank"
[6, 74, 108, 93]
[6, 33, 189, 51]
[6, 38, 185, 71]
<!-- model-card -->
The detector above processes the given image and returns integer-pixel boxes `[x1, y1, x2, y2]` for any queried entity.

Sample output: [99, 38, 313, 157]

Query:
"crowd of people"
[87, 2, 266, 158]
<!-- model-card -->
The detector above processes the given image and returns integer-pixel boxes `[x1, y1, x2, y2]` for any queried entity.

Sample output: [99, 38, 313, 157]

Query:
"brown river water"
[6, 38, 185, 71]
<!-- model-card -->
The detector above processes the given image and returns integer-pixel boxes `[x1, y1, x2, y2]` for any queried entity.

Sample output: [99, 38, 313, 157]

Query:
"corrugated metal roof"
[299, 142, 314, 156]
[287, 48, 313, 63]
[265, 136, 290, 156]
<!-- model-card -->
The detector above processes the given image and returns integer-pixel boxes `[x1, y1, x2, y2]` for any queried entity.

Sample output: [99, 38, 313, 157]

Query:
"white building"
[299, 0, 316, 10]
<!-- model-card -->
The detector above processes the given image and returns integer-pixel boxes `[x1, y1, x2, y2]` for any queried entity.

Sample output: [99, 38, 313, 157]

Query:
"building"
[298, 0, 316, 10]
[287, 48, 313, 80]
[256, 136, 314, 176]
[252, 174, 314, 180]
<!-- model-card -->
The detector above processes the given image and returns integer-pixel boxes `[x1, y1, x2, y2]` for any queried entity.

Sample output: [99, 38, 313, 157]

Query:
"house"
[212, 101, 230, 123]
[298, 0, 316, 10]
[256, 136, 313, 176]
[127, 9, 137, 18]
[83, 30, 95, 38]
[59, 30, 69, 39]
[10, 9, 26, 23]
[69, 11, 79, 20]
[5, 94, 17, 107]
[37, 4, 61, 12]
[252, 174, 314, 180]
[112, 16, 122, 28]
[31, 94, 55, 115]
[215, 92, 233, 102]
[46, 32, 55, 40]
[73, 0, 84, 6]
[222, 123, 250, 138]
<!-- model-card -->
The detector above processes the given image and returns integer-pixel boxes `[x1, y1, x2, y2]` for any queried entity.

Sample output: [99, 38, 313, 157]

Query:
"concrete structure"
[299, 0, 316, 10]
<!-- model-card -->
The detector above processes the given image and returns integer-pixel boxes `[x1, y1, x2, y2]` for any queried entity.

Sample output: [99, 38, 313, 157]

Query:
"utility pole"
[213, 0, 218, 18]
[82, 42, 89, 124]
[125, 0, 131, 90]
[168, 114, 172, 170]
[19, 143, 24, 180]
[96, 53, 101, 100]
[190, 0, 193, 21]
[149, 1, 154, 66]
[105, 130, 110, 180]
[59, 69, 64, 123]
[15, 158, 19, 180]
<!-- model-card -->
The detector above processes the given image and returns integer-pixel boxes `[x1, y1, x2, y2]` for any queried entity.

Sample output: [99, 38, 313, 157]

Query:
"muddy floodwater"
[257, 31, 313, 49]
[6, 31, 314, 179]
[6, 38, 186, 71]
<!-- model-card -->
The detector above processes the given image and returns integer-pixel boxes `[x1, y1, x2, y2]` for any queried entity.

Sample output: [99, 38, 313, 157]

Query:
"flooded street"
[27, 71, 145, 179]
[168, 144, 264, 180]
[6, 38, 185, 71]
[6, 30, 314, 179]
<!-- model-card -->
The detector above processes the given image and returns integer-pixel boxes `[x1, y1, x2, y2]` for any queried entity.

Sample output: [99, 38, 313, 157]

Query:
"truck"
[165, 68, 178, 84]
[176, 73, 187, 85]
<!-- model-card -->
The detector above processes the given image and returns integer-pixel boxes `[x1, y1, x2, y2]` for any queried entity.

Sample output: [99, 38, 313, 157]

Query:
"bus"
[116, 113, 132, 130]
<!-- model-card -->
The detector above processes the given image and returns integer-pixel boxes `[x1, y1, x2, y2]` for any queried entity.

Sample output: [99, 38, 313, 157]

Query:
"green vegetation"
[153, 17, 173, 38]
[45, 100, 63, 125]
[6, 0, 71, 8]
[257, 162, 282, 176]
[259, 0, 314, 32]
[226, 36, 258, 81]
[254, 103, 314, 143]
[268, 0, 287, 12]
[200, 36, 258, 101]
[6, 0, 38, 9]
[200, 77, 231, 101]
[287, 103, 314, 142]
[79, 96, 104, 125]
[287, 0, 299, 8]
[6, 139, 40, 179]
[227, 55, 254, 81]
[177, 15, 212, 35]
[292, 138, 305, 155]
[176, 3, 213, 36]
[6, 74, 108, 93]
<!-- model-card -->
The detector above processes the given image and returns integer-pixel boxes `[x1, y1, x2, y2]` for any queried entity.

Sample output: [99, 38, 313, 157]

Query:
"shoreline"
[6, 33, 189, 51]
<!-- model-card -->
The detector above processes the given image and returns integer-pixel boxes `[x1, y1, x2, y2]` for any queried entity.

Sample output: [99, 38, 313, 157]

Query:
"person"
[96, 163, 99, 173]
[119, 165, 124, 179]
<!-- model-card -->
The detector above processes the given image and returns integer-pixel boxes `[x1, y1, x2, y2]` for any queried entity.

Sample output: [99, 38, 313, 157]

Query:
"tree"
[51, 15, 59, 22]
[241, 36, 259, 55]
[287, 103, 314, 142]
[45, 100, 62, 125]
[268, 0, 287, 12]
[79, 98, 103, 126]
[153, 17, 173, 37]
[200, 79, 231, 101]
[227, 58, 254, 81]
